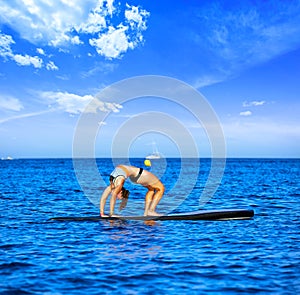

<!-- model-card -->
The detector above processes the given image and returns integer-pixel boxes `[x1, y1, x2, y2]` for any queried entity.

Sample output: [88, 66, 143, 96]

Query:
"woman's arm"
[110, 178, 125, 216]
[100, 185, 112, 217]
[110, 185, 122, 216]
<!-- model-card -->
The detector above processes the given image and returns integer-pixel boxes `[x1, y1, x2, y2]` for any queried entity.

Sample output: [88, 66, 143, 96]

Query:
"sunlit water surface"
[1, 158, 299, 294]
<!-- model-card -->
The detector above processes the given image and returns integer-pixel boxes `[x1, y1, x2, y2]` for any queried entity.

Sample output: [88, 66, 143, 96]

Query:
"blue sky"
[0, 0, 299, 158]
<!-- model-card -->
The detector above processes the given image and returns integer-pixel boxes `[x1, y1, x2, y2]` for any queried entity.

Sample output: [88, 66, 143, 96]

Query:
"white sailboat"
[146, 142, 162, 159]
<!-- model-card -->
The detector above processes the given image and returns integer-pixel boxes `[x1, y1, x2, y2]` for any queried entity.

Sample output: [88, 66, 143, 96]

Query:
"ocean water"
[0, 158, 299, 294]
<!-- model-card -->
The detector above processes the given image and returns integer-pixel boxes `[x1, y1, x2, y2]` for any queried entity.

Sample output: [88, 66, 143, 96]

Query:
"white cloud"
[238, 100, 265, 117]
[0, 0, 83, 46]
[243, 100, 266, 107]
[0, 89, 122, 124]
[39, 91, 122, 114]
[78, 7, 107, 34]
[0, 32, 14, 57]
[0, 32, 45, 68]
[37, 48, 46, 55]
[89, 25, 133, 59]
[240, 111, 252, 116]
[125, 4, 150, 31]
[0, 32, 18, 67]
[0, 1, 150, 60]
[46, 61, 59, 71]
[13, 54, 43, 68]
[70, 35, 82, 45]
[0, 95, 23, 111]
[88, 4, 149, 59]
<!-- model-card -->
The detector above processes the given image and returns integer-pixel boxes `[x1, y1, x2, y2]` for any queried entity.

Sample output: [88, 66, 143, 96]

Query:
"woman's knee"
[157, 182, 165, 194]
[147, 182, 165, 194]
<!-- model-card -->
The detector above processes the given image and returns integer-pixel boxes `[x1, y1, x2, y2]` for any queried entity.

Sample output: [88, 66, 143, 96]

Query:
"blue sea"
[1, 158, 299, 294]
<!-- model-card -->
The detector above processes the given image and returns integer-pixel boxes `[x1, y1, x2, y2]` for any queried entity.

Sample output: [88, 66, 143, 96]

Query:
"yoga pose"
[100, 165, 165, 217]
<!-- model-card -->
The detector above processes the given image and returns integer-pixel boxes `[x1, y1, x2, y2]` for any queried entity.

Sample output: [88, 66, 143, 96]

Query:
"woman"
[100, 164, 165, 217]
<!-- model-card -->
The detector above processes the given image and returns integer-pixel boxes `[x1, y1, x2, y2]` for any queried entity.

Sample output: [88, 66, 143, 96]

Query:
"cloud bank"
[0, 90, 123, 124]
[0, 0, 149, 65]
[39, 91, 122, 114]
[0, 32, 58, 70]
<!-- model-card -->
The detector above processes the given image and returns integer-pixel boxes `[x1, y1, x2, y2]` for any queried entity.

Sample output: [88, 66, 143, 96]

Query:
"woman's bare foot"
[147, 211, 163, 216]
[110, 214, 121, 217]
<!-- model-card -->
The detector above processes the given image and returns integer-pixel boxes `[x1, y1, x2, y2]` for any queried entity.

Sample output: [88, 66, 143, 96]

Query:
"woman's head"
[119, 187, 129, 211]
[109, 175, 129, 211]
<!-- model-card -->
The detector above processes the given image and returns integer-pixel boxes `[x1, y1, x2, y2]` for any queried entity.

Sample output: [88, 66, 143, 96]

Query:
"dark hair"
[119, 188, 129, 211]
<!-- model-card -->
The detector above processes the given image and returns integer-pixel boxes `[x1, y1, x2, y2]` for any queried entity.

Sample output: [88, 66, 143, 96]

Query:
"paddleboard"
[50, 209, 254, 222]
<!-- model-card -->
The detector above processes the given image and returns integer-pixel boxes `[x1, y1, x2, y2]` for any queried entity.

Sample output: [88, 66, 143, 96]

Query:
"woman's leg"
[147, 181, 165, 216]
[144, 189, 155, 216]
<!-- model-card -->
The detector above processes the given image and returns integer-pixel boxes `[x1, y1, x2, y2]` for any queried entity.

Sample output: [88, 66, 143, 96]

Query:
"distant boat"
[145, 142, 162, 159]
[1, 156, 13, 160]
[145, 152, 161, 160]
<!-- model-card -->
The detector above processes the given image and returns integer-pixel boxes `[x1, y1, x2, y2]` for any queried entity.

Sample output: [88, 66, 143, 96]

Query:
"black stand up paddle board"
[50, 209, 254, 222]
